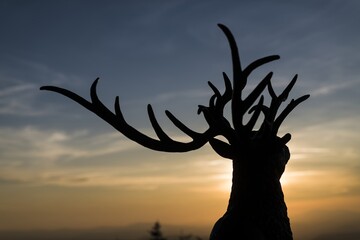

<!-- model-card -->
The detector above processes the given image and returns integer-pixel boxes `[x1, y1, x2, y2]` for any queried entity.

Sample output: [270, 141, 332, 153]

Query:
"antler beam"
[40, 79, 212, 152]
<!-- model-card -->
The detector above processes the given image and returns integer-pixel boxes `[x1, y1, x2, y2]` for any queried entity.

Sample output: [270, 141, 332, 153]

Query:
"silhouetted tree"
[149, 221, 166, 240]
[41, 24, 309, 239]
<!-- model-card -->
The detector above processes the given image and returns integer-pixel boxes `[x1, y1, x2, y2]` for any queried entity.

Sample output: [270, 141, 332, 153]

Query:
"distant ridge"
[0, 223, 210, 240]
[313, 232, 360, 240]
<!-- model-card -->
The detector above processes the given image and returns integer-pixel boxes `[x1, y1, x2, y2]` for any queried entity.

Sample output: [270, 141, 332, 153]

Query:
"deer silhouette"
[41, 24, 309, 240]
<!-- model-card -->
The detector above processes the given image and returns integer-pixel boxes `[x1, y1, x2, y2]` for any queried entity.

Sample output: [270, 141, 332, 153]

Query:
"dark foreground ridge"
[0, 223, 210, 240]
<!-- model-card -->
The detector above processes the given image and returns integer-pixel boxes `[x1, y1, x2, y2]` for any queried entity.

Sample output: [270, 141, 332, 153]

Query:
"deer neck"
[224, 154, 293, 239]
[228, 159, 282, 208]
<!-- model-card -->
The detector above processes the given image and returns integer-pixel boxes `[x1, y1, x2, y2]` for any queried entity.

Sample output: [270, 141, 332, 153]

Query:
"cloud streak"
[310, 79, 360, 97]
[0, 126, 230, 190]
[0, 126, 136, 185]
[0, 82, 43, 116]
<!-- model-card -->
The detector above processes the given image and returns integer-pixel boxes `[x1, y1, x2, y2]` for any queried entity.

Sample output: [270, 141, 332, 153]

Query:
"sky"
[0, 0, 359, 239]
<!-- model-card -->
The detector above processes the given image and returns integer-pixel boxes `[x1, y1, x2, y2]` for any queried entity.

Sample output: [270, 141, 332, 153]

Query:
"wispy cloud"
[11, 57, 84, 86]
[0, 126, 229, 189]
[283, 168, 360, 200]
[0, 126, 137, 163]
[310, 80, 360, 97]
[0, 56, 86, 116]
[0, 85, 47, 116]
[151, 89, 210, 103]
[0, 126, 137, 185]
[0, 84, 36, 97]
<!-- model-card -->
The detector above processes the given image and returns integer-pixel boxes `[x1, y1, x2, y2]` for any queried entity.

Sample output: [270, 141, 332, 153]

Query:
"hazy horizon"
[0, 221, 360, 240]
[0, 0, 359, 239]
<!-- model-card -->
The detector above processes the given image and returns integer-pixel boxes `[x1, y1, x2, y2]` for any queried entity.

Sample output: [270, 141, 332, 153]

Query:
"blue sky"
[0, 0, 359, 238]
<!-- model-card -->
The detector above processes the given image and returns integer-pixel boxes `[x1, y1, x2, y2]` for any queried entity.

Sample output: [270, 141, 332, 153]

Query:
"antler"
[40, 24, 309, 158]
[40, 79, 213, 152]
[217, 24, 309, 144]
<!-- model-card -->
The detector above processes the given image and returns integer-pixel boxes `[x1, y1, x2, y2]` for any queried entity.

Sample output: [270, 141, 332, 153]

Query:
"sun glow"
[281, 170, 320, 186]
[213, 160, 233, 192]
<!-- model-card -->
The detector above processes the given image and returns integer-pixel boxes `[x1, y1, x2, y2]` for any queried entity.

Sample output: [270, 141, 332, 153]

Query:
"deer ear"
[209, 138, 234, 159]
[280, 133, 291, 144]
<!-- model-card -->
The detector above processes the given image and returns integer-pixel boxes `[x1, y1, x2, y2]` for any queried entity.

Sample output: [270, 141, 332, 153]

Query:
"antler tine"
[40, 79, 96, 113]
[165, 110, 213, 147]
[208, 81, 221, 98]
[208, 80, 228, 115]
[147, 104, 173, 142]
[208, 81, 220, 109]
[241, 72, 273, 116]
[279, 74, 298, 101]
[41, 78, 113, 121]
[272, 94, 310, 135]
[218, 24, 245, 133]
[217, 24, 243, 90]
[222, 72, 233, 102]
[209, 94, 216, 109]
[40, 79, 211, 152]
[246, 95, 265, 132]
[242, 55, 280, 77]
[267, 79, 277, 99]
[265, 74, 298, 124]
